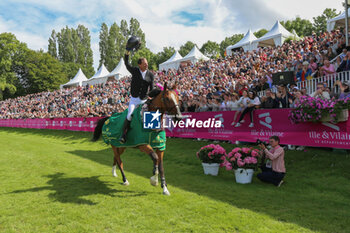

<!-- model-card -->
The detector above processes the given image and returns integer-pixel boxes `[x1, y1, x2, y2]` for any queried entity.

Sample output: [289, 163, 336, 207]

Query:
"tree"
[52, 25, 94, 77]
[129, 18, 146, 48]
[200, 40, 220, 58]
[313, 8, 340, 33]
[254, 29, 268, 38]
[154, 46, 176, 68]
[281, 17, 314, 37]
[131, 47, 157, 71]
[99, 23, 109, 68]
[0, 33, 28, 99]
[105, 22, 126, 71]
[20, 50, 67, 94]
[219, 34, 244, 57]
[48, 30, 57, 59]
[179, 41, 197, 57]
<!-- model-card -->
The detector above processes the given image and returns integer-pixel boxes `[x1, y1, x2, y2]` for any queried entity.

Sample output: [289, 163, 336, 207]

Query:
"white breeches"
[127, 97, 147, 121]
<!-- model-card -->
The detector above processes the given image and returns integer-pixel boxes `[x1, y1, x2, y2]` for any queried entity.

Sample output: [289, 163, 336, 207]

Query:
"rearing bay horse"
[92, 83, 182, 195]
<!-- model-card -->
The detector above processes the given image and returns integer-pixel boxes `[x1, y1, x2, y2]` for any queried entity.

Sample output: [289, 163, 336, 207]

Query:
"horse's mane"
[148, 88, 162, 98]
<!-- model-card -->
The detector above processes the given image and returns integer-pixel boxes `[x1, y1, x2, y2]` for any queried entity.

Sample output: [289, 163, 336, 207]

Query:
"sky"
[0, 0, 344, 70]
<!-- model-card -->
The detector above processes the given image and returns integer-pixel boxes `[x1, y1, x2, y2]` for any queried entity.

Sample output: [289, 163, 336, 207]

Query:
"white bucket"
[202, 163, 220, 176]
[234, 168, 254, 184]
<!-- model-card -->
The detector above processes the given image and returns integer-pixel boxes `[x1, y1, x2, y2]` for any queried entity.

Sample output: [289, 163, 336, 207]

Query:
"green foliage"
[0, 33, 28, 99]
[281, 17, 314, 37]
[19, 50, 67, 94]
[48, 30, 57, 59]
[254, 29, 268, 38]
[200, 40, 220, 59]
[131, 47, 157, 71]
[154, 46, 176, 69]
[219, 34, 244, 57]
[179, 41, 197, 57]
[49, 25, 94, 77]
[313, 8, 340, 33]
[98, 18, 146, 71]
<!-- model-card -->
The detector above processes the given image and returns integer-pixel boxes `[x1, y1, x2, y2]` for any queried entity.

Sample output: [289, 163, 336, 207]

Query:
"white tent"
[327, 9, 349, 32]
[60, 68, 88, 88]
[254, 21, 295, 47]
[159, 51, 183, 71]
[291, 29, 300, 40]
[178, 46, 209, 65]
[107, 58, 131, 80]
[83, 64, 110, 86]
[225, 29, 258, 55]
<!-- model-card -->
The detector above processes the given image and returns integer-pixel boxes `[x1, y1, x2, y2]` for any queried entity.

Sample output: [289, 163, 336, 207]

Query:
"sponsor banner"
[0, 117, 101, 132]
[165, 109, 350, 149]
[0, 109, 349, 149]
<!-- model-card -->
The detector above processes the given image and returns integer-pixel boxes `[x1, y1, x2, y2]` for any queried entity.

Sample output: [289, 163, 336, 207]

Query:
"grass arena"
[0, 127, 349, 233]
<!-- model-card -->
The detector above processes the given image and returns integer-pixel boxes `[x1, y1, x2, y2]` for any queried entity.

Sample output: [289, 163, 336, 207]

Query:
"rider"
[119, 36, 155, 143]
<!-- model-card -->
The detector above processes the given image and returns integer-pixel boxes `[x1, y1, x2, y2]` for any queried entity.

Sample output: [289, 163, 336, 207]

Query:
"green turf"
[0, 127, 349, 233]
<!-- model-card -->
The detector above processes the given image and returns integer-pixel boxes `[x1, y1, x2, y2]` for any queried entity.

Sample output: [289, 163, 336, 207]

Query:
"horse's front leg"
[112, 146, 129, 185]
[157, 150, 170, 196]
[139, 145, 159, 186]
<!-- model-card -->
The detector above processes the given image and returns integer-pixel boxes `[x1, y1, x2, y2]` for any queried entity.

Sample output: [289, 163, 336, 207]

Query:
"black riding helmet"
[126, 36, 141, 52]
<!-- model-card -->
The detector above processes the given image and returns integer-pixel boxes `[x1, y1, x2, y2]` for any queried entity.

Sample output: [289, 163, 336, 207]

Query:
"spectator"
[257, 136, 286, 187]
[235, 91, 260, 128]
[310, 83, 330, 99]
[260, 89, 279, 109]
[319, 59, 335, 76]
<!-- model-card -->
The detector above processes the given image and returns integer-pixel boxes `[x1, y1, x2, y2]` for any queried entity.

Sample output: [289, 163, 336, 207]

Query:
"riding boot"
[119, 118, 131, 143]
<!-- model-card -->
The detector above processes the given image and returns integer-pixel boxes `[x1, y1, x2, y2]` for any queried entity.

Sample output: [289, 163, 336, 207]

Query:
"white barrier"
[257, 71, 350, 97]
[297, 71, 350, 95]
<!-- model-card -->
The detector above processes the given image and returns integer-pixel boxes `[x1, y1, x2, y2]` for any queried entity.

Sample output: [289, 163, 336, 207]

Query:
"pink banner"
[0, 117, 102, 132]
[1, 109, 350, 149]
[165, 109, 350, 149]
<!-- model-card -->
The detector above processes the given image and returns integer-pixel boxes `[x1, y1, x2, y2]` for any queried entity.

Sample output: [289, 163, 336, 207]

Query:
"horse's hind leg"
[157, 150, 170, 196]
[139, 145, 159, 186]
[112, 146, 129, 185]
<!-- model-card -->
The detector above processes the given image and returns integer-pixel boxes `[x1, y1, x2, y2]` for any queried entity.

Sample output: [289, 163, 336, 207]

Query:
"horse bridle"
[148, 90, 179, 114]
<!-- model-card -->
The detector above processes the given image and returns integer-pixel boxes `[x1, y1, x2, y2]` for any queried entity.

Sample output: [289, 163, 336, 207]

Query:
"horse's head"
[153, 83, 183, 121]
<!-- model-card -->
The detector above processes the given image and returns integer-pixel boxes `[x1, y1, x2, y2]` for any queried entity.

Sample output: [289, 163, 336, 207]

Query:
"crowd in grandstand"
[1, 30, 350, 120]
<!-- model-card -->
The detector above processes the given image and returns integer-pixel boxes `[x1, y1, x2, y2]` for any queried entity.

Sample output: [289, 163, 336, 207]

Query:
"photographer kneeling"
[257, 136, 286, 187]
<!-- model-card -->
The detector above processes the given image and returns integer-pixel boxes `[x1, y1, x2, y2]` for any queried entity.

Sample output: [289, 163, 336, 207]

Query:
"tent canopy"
[83, 64, 110, 86]
[108, 58, 131, 80]
[255, 21, 295, 47]
[327, 9, 349, 32]
[60, 68, 88, 88]
[159, 51, 183, 71]
[226, 29, 258, 55]
[178, 46, 209, 64]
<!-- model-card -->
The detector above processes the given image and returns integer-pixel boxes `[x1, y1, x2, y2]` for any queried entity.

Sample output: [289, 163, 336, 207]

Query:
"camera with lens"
[256, 139, 268, 147]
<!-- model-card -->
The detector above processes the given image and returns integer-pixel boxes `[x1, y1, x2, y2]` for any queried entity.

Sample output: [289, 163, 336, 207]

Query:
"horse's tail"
[91, 117, 109, 142]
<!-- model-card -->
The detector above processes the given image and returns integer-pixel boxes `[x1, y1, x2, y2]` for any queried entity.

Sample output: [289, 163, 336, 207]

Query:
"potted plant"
[289, 96, 349, 124]
[197, 144, 226, 176]
[222, 147, 261, 184]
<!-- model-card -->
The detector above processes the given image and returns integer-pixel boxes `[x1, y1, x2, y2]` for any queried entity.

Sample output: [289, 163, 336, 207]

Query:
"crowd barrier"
[1, 109, 350, 149]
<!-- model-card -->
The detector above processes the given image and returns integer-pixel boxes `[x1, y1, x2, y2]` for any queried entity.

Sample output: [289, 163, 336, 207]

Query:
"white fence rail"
[297, 71, 350, 95]
[257, 71, 350, 97]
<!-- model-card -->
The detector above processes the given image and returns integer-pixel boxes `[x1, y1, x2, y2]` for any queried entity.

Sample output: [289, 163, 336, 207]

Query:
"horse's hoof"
[123, 180, 130, 186]
[163, 188, 170, 196]
[112, 170, 118, 177]
[150, 176, 158, 186]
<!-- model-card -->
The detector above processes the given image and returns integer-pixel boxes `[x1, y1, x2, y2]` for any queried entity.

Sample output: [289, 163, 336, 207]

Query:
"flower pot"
[338, 109, 349, 122]
[234, 168, 254, 184]
[202, 163, 220, 176]
[321, 110, 349, 122]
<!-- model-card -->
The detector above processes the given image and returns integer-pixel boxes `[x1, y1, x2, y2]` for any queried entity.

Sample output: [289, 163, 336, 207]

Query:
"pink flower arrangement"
[222, 147, 262, 170]
[289, 96, 350, 124]
[197, 144, 226, 164]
